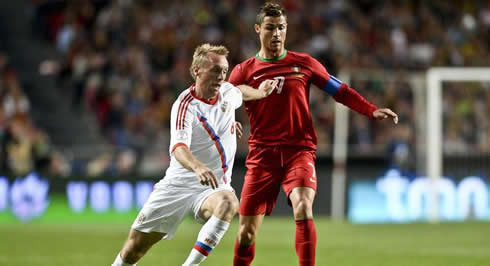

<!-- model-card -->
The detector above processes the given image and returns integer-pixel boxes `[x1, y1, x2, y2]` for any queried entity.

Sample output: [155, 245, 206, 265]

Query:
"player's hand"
[235, 121, 243, 139]
[258, 79, 278, 98]
[373, 108, 398, 124]
[194, 164, 219, 189]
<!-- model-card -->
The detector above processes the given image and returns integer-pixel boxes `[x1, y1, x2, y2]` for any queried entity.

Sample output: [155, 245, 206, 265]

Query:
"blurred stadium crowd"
[0, 51, 70, 176]
[1, 0, 488, 176]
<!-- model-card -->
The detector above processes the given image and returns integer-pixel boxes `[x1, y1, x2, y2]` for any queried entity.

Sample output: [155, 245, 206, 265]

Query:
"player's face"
[196, 52, 229, 99]
[255, 16, 287, 56]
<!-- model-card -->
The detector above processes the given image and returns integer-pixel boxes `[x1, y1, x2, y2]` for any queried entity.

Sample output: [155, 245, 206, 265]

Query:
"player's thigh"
[132, 183, 195, 238]
[240, 167, 282, 216]
[282, 150, 317, 198]
[241, 145, 284, 216]
[199, 190, 239, 221]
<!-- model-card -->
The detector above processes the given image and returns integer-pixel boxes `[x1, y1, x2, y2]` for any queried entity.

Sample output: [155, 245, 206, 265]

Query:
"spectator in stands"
[0, 49, 63, 176]
[27, 0, 490, 176]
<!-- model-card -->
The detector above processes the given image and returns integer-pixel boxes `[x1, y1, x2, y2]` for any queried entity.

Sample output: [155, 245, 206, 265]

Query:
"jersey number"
[273, 76, 285, 94]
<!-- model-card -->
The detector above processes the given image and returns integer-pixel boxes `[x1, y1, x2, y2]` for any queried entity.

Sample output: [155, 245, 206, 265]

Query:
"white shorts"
[131, 179, 234, 240]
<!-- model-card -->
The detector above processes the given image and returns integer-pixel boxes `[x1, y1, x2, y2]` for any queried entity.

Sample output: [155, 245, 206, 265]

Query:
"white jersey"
[164, 82, 243, 186]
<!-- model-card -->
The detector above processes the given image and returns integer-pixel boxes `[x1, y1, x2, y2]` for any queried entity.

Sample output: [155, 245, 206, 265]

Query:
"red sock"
[295, 219, 317, 266]
[233, 239, 255, 266]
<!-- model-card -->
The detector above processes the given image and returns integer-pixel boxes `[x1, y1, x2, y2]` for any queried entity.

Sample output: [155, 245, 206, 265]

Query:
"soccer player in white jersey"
[111, 43, 277, 266]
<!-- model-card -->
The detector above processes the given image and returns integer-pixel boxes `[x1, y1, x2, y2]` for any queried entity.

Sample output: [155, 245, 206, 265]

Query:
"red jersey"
[229, 50, 377, 150]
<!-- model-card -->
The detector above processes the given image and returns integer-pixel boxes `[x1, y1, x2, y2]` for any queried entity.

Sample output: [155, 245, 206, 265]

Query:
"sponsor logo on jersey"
[253, 74, 266, 80]
[176, 130, 188, 140]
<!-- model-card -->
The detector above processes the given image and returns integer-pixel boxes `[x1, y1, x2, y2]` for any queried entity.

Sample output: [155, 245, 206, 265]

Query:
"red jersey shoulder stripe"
[176, 93, 192, 130]
[178, 93, 193, 130]
[179, 95, 194, 130]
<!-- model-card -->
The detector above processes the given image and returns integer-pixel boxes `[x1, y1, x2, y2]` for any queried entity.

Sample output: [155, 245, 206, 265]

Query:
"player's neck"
[193, 85, 216, 102]
[194, 86, 208, 100]
[258, 47, 285, 59]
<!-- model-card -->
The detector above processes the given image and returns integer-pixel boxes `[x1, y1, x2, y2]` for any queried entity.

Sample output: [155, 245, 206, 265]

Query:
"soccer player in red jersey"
[229, 2, 398, 266]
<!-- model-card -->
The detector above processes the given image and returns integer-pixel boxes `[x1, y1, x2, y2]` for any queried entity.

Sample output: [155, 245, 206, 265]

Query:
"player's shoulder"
[219, 82, 235, 92]
[287, 50, 314, 62]
[220, 82, 242, 98]
[177, 87, 195, 102]
[233, 56, 257, 70]
[172, 88, 194, 108]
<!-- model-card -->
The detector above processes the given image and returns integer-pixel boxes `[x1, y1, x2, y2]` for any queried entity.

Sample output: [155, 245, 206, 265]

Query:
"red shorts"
[238, 145, 317, 216]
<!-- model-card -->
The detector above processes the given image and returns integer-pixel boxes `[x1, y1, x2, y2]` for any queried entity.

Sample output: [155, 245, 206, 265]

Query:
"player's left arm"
[309, 57, 398, 124]
[372, 108, 398, 123]
[332, 82, 398, 124]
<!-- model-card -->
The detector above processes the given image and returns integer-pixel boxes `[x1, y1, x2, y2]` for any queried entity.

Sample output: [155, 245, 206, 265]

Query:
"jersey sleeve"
[308, 55, 377, 118]
[308, 56, 342, 96]
[169, 97, 195, 154]
[228, 63, 246, 86]
[221, 82, 243, 110]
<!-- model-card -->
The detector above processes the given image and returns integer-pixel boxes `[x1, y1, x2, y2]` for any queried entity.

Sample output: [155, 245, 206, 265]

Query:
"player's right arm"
[229, 63, 277, 101]
[169, 95, 218, 189]
[237, 79, 277, 101]
[173, 146, 219, 189]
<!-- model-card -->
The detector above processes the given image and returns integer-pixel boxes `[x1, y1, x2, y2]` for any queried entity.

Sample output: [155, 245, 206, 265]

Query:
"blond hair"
[190, 43, 229, 80]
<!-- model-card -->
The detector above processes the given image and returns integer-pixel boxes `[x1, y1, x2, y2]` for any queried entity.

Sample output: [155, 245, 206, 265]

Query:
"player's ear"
[193, 66, 199, 77]
[254, 24, 260, 34]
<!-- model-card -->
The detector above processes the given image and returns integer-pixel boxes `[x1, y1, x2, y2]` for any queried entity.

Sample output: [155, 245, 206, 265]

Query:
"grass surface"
[1, 218, 489, 266]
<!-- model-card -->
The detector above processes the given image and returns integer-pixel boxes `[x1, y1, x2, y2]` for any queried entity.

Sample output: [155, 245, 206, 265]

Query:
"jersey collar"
[255, 50, 287, 62]
[190, 85, 219, 105]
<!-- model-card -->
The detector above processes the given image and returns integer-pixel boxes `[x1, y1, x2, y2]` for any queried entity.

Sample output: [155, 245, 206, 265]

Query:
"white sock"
[112, 253, 136, 266]
[182, 216, 230, 266]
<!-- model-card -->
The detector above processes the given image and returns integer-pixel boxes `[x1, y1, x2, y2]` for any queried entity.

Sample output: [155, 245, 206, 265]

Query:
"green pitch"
[1, 218, 489, 266]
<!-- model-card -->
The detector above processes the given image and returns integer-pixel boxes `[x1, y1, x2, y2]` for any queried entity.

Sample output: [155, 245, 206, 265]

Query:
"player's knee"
[293, 198, 313, 218]
[238, 226, 257, 244]
[215, 196, 239, 219]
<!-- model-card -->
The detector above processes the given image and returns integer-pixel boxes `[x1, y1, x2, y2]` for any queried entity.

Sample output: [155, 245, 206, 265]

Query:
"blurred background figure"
[0, 1, 489, 265]
[0, 0, 488, 178]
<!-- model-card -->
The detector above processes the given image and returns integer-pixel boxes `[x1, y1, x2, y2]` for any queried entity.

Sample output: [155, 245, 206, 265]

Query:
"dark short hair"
[256, 2, 287, 25]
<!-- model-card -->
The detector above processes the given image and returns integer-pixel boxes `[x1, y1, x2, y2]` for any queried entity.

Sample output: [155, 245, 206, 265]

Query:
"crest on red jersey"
[291, 65, 301, 72]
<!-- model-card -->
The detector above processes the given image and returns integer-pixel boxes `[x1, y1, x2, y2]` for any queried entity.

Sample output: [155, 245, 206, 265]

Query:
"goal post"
[332, 67, 489, 223]
[426, 67, 490, 223]
[330, 72, 350, 221]
[331, 70, 425, 221]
